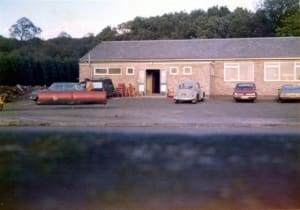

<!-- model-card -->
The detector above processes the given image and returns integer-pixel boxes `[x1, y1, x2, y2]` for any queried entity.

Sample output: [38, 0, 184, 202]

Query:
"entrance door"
[146, 70, 160, 95]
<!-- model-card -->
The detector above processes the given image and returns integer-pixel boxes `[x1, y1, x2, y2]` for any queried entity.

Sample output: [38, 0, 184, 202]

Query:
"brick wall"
[213, 59, 300, 97]
[80, 59, 300, 96]
[80, 61, 212, 96]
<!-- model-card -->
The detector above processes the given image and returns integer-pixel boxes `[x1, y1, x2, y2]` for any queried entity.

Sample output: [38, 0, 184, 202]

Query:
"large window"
[264, 62, 300, 81]
[295, 63, 300, 80]
[94, 67, 121, 75]
[224, 63, 254, 81]
[264, 63, 279, 81]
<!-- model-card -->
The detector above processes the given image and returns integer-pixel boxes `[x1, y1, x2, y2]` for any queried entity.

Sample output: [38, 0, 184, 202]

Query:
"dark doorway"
[146, 70, 160, 95]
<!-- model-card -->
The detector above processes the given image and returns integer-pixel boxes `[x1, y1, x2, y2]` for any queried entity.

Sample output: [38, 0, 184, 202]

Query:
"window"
[94, 67, 121, 75]
[183, 66, 192, 75]
[264, 62, 300, 81]
[280, 62, 294, 80]
[224, 63, 254, 81]
[108, 68, 121, 75]
[126, 67, 135, 75]
[224, 63, 238, 81]
[169, 67, 178, 75]
[295, 63, 300, 80]
[95, 68, 107, 75]
[264, 63, 279, 81]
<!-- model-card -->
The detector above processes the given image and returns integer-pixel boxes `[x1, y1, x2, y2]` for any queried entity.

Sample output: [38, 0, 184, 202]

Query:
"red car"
[233, 82, 257, 102]
[36, 82, 107, 105]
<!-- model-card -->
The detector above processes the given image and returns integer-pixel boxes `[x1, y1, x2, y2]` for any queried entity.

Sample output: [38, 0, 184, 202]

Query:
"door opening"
[146, 70, 160, 95]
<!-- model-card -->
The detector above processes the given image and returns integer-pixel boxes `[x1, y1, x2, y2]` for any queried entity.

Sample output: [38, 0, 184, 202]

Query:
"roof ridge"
[101, 37, 299, 43]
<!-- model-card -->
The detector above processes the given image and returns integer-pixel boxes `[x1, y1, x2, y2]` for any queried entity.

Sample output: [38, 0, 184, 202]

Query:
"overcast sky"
[0, 0, 259, 40]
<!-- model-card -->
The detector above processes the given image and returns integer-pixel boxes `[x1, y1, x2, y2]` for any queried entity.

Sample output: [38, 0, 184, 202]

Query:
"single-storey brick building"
[80, 37, 300, 96]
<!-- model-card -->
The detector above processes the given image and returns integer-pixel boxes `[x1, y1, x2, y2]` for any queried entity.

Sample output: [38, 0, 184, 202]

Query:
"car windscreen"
[282, 86, 300, 91]
[179, 83, 194, 89]
[48, 84, 63, 90]
[92, 82, 103, 89]
[236, 84, 255, 90]
[64, 84, 77, 90]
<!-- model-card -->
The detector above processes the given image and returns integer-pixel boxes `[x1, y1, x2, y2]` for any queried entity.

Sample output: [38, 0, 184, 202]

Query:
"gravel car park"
[0, 97, 299, 127]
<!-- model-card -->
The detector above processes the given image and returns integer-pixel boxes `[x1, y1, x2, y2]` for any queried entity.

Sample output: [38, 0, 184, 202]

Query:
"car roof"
[236, 83, 256, 87]
[282, 84, 300, 88]
[236, 82, 255, 85]
[179, 80, 197, 84]
[91, 78, 112, 82]
[51, 82, 79, 85]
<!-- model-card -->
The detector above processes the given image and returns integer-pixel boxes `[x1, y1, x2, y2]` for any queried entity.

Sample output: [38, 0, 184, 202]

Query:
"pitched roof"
[80, 37, 300, 62]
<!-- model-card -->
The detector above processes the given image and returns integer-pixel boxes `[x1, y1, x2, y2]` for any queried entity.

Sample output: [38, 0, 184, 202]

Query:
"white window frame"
[264, 62, 300, 82]
[295, 62, 300, 81]
[264, 62, 281, 81]
[224, 63, 239, 81]
[126, 67, 135, 75]
[224, 63, 254, 82]
[94, 67, 122, 75]
[94, 67, 108, 75]
[183, 66, 192, 75]
[108, 68, 122, 75]
[169, 67, 179, 75]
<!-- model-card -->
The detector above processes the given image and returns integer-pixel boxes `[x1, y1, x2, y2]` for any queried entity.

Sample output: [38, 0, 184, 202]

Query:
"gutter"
[79, 57, 300, 64]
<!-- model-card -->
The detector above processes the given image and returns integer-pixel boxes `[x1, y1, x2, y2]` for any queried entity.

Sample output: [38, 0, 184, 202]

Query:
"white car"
[174, 80, 205, 104]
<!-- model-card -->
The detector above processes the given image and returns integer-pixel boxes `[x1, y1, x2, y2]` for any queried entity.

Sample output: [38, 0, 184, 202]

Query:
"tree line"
[0, 35, 95, 86]
[95, 0, 299, 41]
[0, 0, 299, 86]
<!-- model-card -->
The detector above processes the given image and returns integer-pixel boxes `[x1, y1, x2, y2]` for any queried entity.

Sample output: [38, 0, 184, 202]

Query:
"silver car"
[174, 80, 205, 104]
[277, 84, 300, 102]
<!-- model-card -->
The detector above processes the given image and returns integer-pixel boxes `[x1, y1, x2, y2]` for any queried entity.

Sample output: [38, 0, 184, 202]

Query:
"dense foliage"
[0, 36, 95, 85]
[0, 0, 299, 86]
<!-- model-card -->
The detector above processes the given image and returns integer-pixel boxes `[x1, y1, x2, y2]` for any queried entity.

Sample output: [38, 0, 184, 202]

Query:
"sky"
[0, 0, 259, 40]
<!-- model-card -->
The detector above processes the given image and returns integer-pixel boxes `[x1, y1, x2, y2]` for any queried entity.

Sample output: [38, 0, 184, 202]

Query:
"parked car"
[80, 78, 115, 98]
[30, 82, 84, 101]
[233, 83, 257, 102]
[174, 80, 205, 104]
[29, 89, 41, 101]
[35, 82, 107, 105]
[277, 84, 300, 102]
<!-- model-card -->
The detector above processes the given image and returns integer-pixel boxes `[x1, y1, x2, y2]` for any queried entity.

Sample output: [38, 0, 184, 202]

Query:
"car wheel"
[277, 98, 284, 103]
[200, 95, 205, 102]
[174, 100, 179, 104]
[192, 97, 198, 104]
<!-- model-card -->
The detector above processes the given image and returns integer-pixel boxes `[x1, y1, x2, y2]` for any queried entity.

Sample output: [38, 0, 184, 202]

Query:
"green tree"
[276, 11, 300, 36]
[9, 17, 42, 41]
[227, 8, 254, 37]
[94, 26, 117, 43]
[260, 0, 299, 32]
[252, 9, 274, 36]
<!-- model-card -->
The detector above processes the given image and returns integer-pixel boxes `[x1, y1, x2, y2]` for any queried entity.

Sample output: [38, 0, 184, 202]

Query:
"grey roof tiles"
[80, 37, 300, 61]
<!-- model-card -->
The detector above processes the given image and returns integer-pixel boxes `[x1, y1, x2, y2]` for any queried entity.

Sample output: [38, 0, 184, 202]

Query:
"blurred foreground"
[0, 127, 299, 210]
